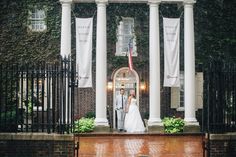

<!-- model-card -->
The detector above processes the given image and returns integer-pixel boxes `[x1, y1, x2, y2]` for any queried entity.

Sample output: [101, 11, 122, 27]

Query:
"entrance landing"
[76, 134, 203, 157]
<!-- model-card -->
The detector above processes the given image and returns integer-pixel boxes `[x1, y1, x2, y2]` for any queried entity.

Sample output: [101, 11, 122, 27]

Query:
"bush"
[74, 117, 95, 133]
[0, 109, 24, 132]
[84, 112, 95, 118]
[162, 117, 184, 133]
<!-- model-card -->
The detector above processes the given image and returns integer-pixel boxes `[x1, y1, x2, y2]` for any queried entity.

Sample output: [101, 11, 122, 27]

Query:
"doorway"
[112, 67, 139, 129]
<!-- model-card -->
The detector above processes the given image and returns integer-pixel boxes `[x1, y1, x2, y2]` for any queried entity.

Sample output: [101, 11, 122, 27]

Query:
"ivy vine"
[1, 0, 235, 64]
[0, 0, 61, 63]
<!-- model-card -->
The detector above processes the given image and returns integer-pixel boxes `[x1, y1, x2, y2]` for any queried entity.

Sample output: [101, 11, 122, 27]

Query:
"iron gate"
[0, 57, 76, 133]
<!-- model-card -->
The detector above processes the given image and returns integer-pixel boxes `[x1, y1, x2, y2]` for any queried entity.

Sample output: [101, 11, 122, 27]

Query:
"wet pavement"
[76, 135, 203, 157]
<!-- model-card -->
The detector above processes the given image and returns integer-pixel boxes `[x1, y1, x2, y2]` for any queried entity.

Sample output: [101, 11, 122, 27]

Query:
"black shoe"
[118, 129, 123, 132]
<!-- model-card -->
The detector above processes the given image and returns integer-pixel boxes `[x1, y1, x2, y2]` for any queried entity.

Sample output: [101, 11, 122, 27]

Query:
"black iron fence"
[0, 58, 76, 133]
[203, 59, 236, 133]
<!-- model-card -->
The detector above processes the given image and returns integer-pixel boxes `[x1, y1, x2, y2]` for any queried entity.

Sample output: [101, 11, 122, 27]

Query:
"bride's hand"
[125, 105, 129, 113]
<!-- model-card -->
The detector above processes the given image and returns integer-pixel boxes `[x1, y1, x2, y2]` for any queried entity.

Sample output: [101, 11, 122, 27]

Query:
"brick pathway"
[76, 135, 203, 157]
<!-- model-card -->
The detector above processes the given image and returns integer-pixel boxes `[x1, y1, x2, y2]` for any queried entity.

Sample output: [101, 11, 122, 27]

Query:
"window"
[116, 17, 137, 56]
[171, 72, 203, 111]
[28, 8, 46, 32]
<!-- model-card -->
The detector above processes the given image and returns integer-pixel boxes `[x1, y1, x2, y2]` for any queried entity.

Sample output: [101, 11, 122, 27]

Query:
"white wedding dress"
[124, 98, 145, 133]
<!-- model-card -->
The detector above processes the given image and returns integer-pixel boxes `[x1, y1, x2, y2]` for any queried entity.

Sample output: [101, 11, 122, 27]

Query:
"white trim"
[73, 0, 196, 3]
[60, 0, 73, 3]
[95, 0, 108, 3]
[176, 107, 184, 111]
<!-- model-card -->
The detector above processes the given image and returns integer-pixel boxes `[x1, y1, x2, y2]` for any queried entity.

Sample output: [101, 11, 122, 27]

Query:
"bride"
[124, 89, 145, 133]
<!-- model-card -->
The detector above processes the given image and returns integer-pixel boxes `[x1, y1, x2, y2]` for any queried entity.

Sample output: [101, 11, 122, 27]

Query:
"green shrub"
[162, 117, 184, 133]
[84, 112, 95, 119]
[74, 117, 95, 133]
[0, 110, 15, 120]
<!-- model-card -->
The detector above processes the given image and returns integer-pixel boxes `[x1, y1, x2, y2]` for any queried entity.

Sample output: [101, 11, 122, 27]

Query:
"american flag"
[128, 39, 133, 71]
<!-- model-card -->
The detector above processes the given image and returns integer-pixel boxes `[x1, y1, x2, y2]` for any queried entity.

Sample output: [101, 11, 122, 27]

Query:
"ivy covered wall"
[0, 0, 61, 63]
[1, 0, 235, 62]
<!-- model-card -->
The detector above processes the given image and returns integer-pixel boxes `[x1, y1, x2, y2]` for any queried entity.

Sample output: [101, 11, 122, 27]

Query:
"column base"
[148, 125, 164, 133]
[183, 121, 200, 133]
[94, 125, 111, 132]
[94, 118, 109, 126]
[94, 118, 110, 132]
[147, 119, 164, 133]
[184, 117, 198, 123]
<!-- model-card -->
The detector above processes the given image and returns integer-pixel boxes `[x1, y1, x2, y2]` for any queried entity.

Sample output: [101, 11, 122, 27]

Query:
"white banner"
[76, 18, 93, 88]
[163, 18, 180, 87]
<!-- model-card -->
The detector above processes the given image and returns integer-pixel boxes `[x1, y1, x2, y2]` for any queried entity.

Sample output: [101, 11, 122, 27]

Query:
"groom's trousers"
[117, 109, 125, 130]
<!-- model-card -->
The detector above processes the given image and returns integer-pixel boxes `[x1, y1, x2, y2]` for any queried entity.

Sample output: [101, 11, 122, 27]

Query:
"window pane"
[123, 24, 131, 34]
[38, 10, 45, 19]
[31, 12, 36, 19]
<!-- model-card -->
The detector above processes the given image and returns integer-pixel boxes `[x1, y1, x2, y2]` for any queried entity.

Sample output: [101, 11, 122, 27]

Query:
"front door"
[113, 67, 139, 129]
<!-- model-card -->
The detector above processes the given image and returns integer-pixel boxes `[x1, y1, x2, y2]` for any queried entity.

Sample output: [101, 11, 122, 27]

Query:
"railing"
[0, 58, 76, 134]
[203, 59, 236, 133]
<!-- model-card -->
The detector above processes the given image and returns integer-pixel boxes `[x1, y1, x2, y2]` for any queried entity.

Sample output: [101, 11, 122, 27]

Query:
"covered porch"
[60, 0, 199, 132]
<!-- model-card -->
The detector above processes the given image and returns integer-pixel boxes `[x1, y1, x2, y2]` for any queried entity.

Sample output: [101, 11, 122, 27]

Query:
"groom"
[115, 88, 127, 132]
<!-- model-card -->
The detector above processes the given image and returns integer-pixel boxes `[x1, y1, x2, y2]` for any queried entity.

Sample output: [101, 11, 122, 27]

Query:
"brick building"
[1, 1, 236, 156]
[0, 0, 203, 131]
[58, 0, 203, 131]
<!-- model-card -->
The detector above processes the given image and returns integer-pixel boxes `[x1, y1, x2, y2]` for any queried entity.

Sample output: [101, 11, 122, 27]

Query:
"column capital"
[148, 0, 161, 5]
[60, 0, 72, 4]
[183, 0, 196, 5]
[95, 0, 108, 5]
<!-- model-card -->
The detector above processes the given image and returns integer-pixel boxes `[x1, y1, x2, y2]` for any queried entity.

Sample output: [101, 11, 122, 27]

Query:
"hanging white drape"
[76, 18, 93, 88]
[163, 18, 180, 87]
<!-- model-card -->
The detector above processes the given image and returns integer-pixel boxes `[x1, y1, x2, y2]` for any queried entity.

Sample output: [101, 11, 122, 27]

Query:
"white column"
[148, 0, 162, 126]
[184, 0, 198, 124]
[60, 0, 72, 57]
[95, 0, 109, 126]
[60, 0, 72, 125]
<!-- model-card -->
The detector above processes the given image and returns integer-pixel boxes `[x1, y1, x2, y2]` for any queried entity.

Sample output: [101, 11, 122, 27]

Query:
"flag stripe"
[128, 41, 133, 71]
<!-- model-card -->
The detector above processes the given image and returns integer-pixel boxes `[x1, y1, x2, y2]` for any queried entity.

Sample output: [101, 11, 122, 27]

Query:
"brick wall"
[0, 133, 74, 157]
[206, 133, 236, 157]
